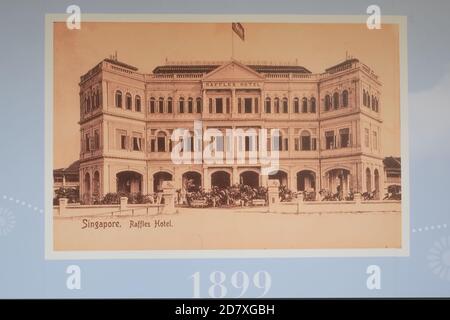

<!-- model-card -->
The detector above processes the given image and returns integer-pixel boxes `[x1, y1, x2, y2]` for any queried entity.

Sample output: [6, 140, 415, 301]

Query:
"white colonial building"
[78, 57, 384, 203]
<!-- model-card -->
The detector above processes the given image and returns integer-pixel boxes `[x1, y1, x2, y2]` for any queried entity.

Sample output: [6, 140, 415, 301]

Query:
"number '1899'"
[190, 271, 271, 298]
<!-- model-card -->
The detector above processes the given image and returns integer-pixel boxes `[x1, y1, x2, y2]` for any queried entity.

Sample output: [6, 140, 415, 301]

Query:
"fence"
[270, 192, 401, 214]
[55, 181, 177, 217]
[55, 191, 401, 217]
[55, 197, 168, 218]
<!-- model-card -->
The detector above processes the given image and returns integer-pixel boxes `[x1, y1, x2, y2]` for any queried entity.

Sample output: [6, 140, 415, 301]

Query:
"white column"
[102, 80, 108, 110]
[58, 198, 68, 216]
[268, 179, 280, 213]
[261, 173, 268, 187]
[202, 89, 207, 115]
[203, 167, 210, 190]
[232, 166, 239, 185]
[231, 88, 236, 118]
[260, 90, 264, 119]
[162, 181, 176, 214]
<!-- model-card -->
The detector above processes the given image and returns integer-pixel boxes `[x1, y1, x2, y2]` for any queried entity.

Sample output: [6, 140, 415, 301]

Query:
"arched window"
[90, 93, 95, 110]
[149, 97, 155, 113]
[90, 93, 94, 110]
[94, 130, 100, 149]
[272, 131, 284, 151]
[333, 92, 339, 109]
[375, 98, 379, 112]
[157, 132, 166, 152]
[208, 98, 213, 113]
[179, 97, 185, 113]
[363, 90, 367, 106]
[265, 97, 271, 113]
[167, 97, 173, 113]
[274, 98, 280, 113]
[91, 92, 96, 109]
[324, 94, 331, 111]
[125, 93, 132, 110]
[96, 90, 100, 109]
[300, 130, 311, 151]
[342, 90, 348, 107]
[196, 97, 202, 113]
[293, 98, 299, 113]
[188, 97, 194, 113]
[371, 96, 375, 111]
[115, 90, 122, 108]
[367, 93, 371, 108]
[339, 128, 350, 148]
[85, 96, 90, 113]
[215, 98, 224, 113]
[159, 97, 164, 113]
[93, 171, 100, 195]
[374, 169, 380, 198]
[84, 172, 91, 195]
[310, 97, 316, 113]
[373, 131, 378, 150]
[135, 95, 141, 112]
[302, 97, 308, 113]
[366, 168, 372, 192]
[282, 98, 288, 113]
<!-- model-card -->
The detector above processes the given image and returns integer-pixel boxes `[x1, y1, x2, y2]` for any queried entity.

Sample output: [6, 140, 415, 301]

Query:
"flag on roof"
[232, 23, 245, 41]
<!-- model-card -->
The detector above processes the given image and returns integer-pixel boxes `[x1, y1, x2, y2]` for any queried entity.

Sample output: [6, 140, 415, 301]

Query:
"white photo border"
[45, 14, 409, 260]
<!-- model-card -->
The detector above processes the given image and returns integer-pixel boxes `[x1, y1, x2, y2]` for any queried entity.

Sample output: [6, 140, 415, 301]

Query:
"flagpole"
[231, 23, 234, 59]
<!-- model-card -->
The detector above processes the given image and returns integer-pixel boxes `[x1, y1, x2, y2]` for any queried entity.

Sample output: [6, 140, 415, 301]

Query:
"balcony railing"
[146, 73, 204, 80]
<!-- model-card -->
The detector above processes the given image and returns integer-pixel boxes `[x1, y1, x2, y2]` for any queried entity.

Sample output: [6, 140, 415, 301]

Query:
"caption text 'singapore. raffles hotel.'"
[78, 57, 384, 203]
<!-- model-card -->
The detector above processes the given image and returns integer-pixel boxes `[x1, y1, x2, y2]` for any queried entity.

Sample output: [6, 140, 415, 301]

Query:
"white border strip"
[45, 14, 409, 260]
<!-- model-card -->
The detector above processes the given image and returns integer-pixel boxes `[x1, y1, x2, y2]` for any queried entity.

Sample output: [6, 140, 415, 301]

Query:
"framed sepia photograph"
[45, 14, 408, 259]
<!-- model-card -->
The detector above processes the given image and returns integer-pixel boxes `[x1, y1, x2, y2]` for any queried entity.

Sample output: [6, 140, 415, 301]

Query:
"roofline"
[325, 58, 359, 73]
[152, 61, 312, 75]
[104, 58, 138, 71]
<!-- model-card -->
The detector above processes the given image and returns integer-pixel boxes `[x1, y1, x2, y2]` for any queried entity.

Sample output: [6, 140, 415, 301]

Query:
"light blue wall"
[0, 0, 449, 298]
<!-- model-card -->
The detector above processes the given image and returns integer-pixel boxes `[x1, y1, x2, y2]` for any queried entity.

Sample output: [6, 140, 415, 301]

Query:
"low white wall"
[277, 200, 401, 214]
[53, 203, 164, 217]
[54, 199, 401, 217]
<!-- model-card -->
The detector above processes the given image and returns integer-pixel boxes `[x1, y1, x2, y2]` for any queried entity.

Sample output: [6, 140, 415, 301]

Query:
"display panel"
[47, 16, 407, 259]
[0, 0, 449, 301]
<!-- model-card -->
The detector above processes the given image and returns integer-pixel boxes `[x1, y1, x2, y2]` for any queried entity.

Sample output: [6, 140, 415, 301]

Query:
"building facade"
[53, 160, 80, 196]
[78, 57, 384, 203]
[383, 156, 401, 189]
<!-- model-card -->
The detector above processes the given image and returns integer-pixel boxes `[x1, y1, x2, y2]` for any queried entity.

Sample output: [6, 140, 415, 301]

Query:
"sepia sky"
[53, 22, 400, 168]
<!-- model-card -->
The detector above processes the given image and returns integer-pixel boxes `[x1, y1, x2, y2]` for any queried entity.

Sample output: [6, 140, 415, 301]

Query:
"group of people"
[319, 188, 354, 201]
[91, 184, 400, 207]
[172, 180, 402, 208]
[178, 184, 269, 208]
[319, 187, 401, 201]
[176, 182, 320, 208]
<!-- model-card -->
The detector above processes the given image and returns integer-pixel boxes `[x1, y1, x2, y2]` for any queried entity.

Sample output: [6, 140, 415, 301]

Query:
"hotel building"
[78, 57, 384, 203]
